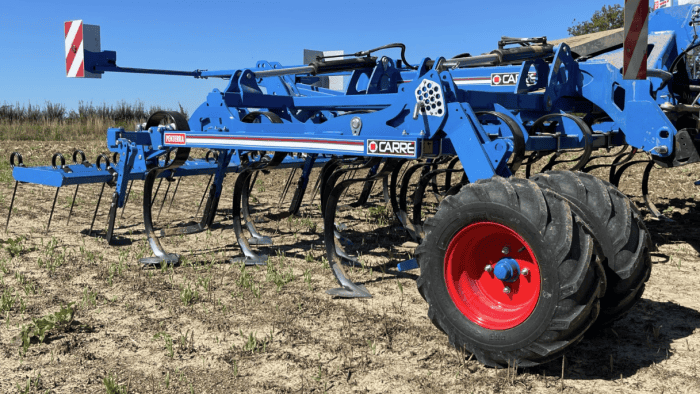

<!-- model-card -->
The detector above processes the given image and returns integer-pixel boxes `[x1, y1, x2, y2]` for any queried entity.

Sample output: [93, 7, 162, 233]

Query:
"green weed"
[153, 332, 175, 359]
[180, 284, 199, 306]
[16, 303, 75, 355]
[2, 235, 26, 257]
[103, 372, 129, 394]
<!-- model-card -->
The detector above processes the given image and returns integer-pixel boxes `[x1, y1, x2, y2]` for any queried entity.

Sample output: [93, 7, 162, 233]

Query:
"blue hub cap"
[493, 258, 521, 283]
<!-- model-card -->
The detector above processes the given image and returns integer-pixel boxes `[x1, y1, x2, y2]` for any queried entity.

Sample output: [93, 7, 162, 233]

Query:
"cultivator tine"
[166, 178, 181, 214]
[248, 172, 259, 195]
[397, 163, 433, 240]
[321, 158, 401, 298]
[5, 181, 19, 233]
[196, 175, 214, 218]
[89, 183, 106, 236]
[642, 160, 674, 222]
[66, 185, 79, 225]
[241, 171, 272, 246]
[230, 152, 287, 266]
[120, 181, 133, 219]
[46, 187, 61, 233]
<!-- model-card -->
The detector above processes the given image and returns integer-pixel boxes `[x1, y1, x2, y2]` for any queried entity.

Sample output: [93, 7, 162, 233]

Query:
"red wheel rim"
[444, 222, 540, 330]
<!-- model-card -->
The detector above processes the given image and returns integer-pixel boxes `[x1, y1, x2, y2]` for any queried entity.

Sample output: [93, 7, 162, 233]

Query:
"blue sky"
[0, 1, 652, 116]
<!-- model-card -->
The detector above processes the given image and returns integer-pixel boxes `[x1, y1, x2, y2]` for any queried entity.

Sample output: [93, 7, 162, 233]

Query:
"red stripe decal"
[66, 23, 83, 74]
[77, 60, 84, 77]
[186, 135, 364, 146]
[64, 21, 71, 37]
[623, 0, 648, 76]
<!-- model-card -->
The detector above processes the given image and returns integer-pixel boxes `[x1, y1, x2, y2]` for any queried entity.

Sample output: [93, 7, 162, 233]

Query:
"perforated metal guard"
[415, 79, 445, 117]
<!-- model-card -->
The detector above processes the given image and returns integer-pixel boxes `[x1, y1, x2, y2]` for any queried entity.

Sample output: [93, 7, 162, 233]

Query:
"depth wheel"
[416, 177, 603, 367]
[531, 171, 652, 327]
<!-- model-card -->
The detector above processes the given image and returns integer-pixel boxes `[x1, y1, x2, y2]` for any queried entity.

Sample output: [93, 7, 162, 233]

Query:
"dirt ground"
[0, 140, 699, 394]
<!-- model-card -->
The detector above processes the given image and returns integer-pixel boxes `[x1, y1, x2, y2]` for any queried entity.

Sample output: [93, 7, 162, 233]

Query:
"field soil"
[0, 141, 699, 393]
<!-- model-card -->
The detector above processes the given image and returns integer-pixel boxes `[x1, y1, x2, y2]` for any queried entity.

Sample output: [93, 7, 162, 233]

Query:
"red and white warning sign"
[64, 20, 101, 78]
[653, 0, 671, 10]
[624, 0, 649, 80]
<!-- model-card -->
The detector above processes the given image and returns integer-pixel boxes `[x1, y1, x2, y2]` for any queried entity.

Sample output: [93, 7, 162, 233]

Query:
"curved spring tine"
[248, 171, 259, 195]
[411, 168, 464, 241]
[642, 160, 674, 222]
[5, 181, 19, 232]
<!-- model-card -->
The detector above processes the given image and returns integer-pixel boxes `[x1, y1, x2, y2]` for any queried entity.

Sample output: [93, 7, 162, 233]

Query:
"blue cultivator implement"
[7, 3, 700, 367]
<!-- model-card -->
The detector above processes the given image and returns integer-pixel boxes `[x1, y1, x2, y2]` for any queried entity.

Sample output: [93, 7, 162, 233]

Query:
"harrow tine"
[66, 185, 80, 225]
[196, 175, 214, 218]
[120, 180, 133, 219]
[46, 187, 61, 233]
[89, 183, 106, 236]
[156, 177, 173, 221]
[166, 177, 181, 214]
[5, 181, 19, 232]
[151, 178, 163, 205]
[277, 167, 298, 209]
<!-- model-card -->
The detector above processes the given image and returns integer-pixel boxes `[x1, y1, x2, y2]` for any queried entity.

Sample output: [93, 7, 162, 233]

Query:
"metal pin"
[5, 181, 19, 232]
[518, 246, 526, 253]
[46, 187, 61, 233]
[66, 185, 80, 225]
[90, 183, 106, 236]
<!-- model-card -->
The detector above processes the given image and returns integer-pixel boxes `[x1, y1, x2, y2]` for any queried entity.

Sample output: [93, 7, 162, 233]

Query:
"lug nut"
[503, 286, 511, 294]
[521, 268, 530, 276]
[484, 265, 493, 273]
[501, 246, 510, 255]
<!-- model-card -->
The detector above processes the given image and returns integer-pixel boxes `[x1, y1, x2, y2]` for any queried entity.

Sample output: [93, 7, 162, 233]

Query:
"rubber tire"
[530, 171, 652, 327]
[416, 176, 604, 367]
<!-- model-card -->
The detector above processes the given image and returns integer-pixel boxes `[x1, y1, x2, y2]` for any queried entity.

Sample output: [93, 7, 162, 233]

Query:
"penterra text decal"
[164, 133, 186, 145]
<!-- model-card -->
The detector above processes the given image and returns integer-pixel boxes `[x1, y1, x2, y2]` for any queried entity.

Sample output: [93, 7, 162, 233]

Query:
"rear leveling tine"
[90, 183, 106, 236]
[66, 185, 80, 225]
[157, 177, 172, 221]
[277, 168, 298, 209]
[151, 178, 163, 205]
[46, 187, 61, 233]
[120, 180, 133, 219]
[166, 177, 181, 214]
[5, 181, 19, 232]
[196, 175, 214, 218]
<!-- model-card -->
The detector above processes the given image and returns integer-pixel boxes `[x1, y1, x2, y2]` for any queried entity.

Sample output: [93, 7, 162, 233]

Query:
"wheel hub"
[444, 222, 541, 330]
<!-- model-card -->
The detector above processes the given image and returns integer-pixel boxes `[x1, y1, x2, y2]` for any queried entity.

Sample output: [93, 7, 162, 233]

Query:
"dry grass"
[0, 101, 188, 141]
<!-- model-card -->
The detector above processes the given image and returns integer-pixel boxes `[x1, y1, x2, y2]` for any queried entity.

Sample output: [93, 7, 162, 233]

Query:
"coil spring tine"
[309, 171, 324, 204]
[278, 168, 298, 208]
[120, 180, 133, 219]
[157, 177, 172, 221]
[196, 175, 214, 218]
[66, 185, 80, 225]
[642, 160, 674, 222]
[167, 177, 182, 214]
[151, 177, 163, 205]
[90, 183, 106, 236]
[5, 181, 19, 233]
[45, 187, 61, 233]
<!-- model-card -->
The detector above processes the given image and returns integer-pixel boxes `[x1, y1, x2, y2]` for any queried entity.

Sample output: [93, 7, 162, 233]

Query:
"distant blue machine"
[8, 4, 700, 368]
